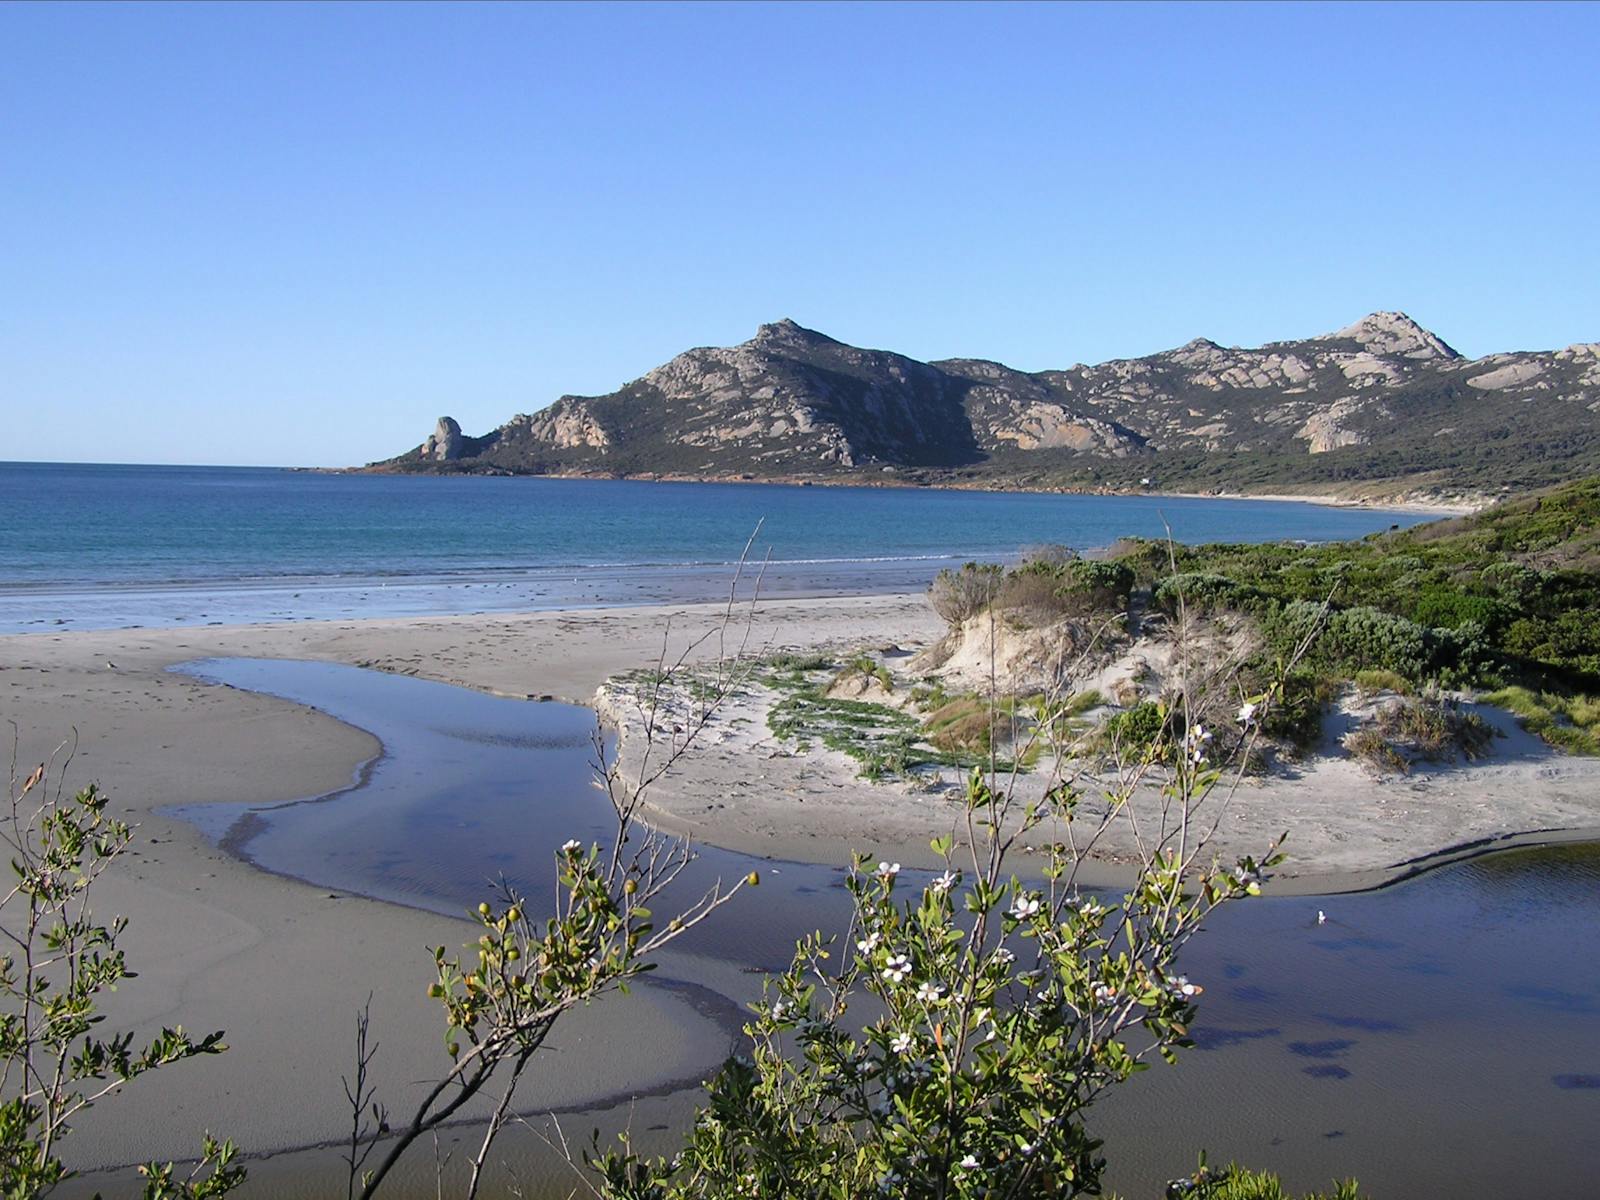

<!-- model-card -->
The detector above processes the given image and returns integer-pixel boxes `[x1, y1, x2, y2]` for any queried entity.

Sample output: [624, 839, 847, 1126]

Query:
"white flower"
[1092, 981, 1118, 1003]
[959, 1154, 980, 1170]
[856, 931, 881, 955]
[560, 839, 582, 854]
[991, 946, 1016, 966]
[876, 860, 901, 879]
[1076, 896, 1106, 920]
[881, 953, 912, 984]
[1166, 974, 1203, 998]
[1230, 865, 1261, 892]
[1236, 701, 1259, 725]
[915, 980, 944, 1004]
[931, 869, 958, 893]
[890, 1032, 913, 1054]
[770, 1000, 788, 1019]
[1009, 893, 1042, 920]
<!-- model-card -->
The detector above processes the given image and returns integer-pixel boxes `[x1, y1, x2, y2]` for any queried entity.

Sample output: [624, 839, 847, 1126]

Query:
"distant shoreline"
[344, 462, 1486, 515]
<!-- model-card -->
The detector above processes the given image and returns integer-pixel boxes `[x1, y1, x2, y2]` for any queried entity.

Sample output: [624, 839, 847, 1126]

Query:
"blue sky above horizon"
[5, 1, 1597, 468]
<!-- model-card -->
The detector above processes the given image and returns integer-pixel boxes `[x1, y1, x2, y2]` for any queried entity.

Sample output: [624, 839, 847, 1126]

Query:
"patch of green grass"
[1167, 1163, 1365, 1200]
[1352, 668, 1412, 696]
[766, 678, 1017, 780]
[765, 651, 834, 673]
[1061, 689, 1106, 717]
[1483, 686, 1600, 755]
[834, 653, 894, 691]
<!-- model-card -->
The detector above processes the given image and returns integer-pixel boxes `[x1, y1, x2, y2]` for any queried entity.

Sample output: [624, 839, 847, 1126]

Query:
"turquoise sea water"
[1, 462, 1429, 632]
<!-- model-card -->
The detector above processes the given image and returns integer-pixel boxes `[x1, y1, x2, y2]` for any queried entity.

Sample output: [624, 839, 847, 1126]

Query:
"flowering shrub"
[590, 681, 1286, 1199]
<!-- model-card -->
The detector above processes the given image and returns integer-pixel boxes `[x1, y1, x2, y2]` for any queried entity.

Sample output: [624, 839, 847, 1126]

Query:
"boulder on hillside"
[422, 416, 465, 461]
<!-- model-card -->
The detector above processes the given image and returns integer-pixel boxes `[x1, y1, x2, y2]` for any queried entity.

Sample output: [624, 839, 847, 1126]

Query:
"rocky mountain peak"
[753, 317, 832, 348]
[1317, 311, 1460, 361]
[373, 312, 1597, 499]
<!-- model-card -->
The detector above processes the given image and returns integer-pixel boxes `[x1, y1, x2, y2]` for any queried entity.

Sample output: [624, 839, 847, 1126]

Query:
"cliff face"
[373, 314, 1600, 497]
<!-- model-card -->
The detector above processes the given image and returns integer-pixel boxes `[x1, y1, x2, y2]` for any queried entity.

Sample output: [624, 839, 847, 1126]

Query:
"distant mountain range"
[368, 313, 1600, 502]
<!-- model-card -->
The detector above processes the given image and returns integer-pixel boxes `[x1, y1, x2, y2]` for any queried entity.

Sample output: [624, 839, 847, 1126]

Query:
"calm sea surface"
[168, 660, 1600, 1199]
[1, 462, 1429, 633]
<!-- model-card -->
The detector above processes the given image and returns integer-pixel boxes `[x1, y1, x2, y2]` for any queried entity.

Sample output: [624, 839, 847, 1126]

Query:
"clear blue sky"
[4, 1, 1596, 467]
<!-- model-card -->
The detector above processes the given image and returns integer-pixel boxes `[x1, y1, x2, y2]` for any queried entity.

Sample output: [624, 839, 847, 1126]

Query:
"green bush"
[1152, 573, 1266, 615]
[1172, 1161, 1365, 1200]
[1100, 700, 1170, 761]
[1344, 725, 1408, 774]
[929, 562, 1003, 625]
[1260, 669, 1332, 748]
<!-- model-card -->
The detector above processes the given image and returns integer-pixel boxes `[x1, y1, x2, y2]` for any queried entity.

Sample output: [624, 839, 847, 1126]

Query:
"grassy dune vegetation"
[908, 477, 1600, 771]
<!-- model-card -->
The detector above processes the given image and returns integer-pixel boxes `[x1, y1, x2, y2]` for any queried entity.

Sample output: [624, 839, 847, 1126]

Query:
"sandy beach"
[5, 591, 1599, 1189]
[1, 595, 934, 1183]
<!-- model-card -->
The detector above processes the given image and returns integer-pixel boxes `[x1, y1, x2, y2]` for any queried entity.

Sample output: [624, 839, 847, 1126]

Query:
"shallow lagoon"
[169, 659, 1600, 1197]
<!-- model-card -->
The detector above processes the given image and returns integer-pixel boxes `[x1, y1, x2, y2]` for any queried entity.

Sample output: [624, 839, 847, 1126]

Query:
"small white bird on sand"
[1317, 910, 1327, 924]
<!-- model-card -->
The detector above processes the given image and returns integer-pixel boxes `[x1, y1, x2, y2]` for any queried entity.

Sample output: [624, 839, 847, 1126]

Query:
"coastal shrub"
[1115, 478, 1600, 691]
[1374, 695, 1495, 761]
[1343, 725, 1408, 775]
[1479, 560, 1541, 601]
[991, 558, 1134, 626]
[834, 653, 893, 691]
[929, 562, 1003, 625]
[995, 567, 1078, 625]
[1153, 572, 1264, 616]
[1168, 1161, 1366, 1200]
[1098, 699, 1172, 762]
[591, 725, 1290, 1200]
[1409, 584, 1504, 632]
[1062, 558, 1136, 608]
[1019, 542, 1076, 567]
[1259, 669, 1333, 749]
[1269, 603, 1489, 687]
[0, 754, 244, 1198]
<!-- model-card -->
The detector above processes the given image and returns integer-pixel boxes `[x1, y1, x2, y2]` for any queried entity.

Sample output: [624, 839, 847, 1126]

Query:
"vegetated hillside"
[371, 314, 1600, 501]
[1116, 475, 1600, 693]
[911, 476, 1600, 770]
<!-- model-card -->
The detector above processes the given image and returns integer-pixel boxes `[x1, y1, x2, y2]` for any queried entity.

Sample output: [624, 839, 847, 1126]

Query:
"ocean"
[1, 462, 1431, 633]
